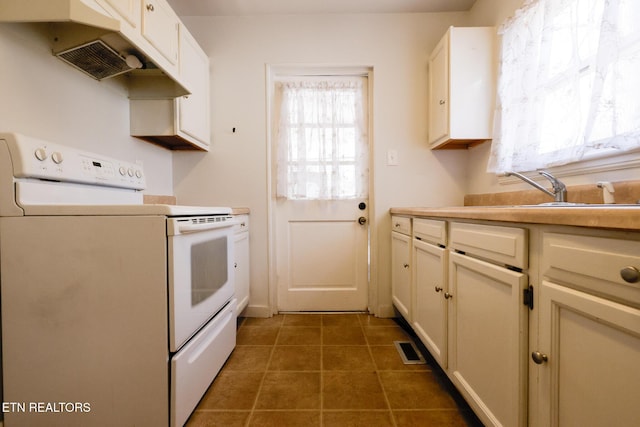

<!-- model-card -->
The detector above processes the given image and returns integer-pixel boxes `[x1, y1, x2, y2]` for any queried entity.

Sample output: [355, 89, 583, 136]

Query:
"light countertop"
[390, 205, 640, 231]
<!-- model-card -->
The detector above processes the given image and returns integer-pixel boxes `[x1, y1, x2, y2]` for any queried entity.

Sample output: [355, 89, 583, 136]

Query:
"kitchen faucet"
[504, 170, 567, 203]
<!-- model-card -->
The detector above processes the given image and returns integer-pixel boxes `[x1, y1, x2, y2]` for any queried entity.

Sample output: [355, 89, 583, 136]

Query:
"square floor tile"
[323, 345, 375, 371]
[282, 313, 322, 326]
[323, 371, 387, 410]
[276, 326, 321, 345]
[255, 372, 321, 410]
[379, 371, 457, 409]
[197, 371, 264, 410]
[323, 410, 394, 427]
[241, 316, 284, 328]
[322, 313, 362, 327]
[393, 409, 471, 427]
[249, 410, 320, 426]
[185, 410, 250, 427]
[323, 326, 366, 345]
[363, 325, 411, 345]
[269, 345, 321, 371]
[225, 346, 272, 371]
[237, 326, 280, 345]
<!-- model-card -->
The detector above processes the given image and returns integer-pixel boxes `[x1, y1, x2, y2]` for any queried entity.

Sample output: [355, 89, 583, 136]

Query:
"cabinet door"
[413, 238, 448, 368]
[142, 0, 179, 65]
[178, 27, 210, 146]
[234, 230, 250, 313]
[391, 231, 412, 321]
[448, 252, 528, 427]
[98, 0, 140, 27]
[428, 33, 449, 145]
[537, 280, 640, 426]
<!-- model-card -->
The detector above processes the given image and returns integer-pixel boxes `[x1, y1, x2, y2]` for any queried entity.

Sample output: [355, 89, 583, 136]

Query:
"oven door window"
[191, 236, 228, 306]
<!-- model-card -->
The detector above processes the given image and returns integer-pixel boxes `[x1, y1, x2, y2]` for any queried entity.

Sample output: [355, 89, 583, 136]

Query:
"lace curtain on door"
[275, 78, 368, 200]
[488, 0, 640, 173]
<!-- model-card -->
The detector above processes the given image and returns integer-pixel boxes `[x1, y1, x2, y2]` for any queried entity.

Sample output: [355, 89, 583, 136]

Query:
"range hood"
[0, 0, 189, 96]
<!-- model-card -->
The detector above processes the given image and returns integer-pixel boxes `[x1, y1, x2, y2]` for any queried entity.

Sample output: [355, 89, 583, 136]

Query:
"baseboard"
[240, 304, 272, 318]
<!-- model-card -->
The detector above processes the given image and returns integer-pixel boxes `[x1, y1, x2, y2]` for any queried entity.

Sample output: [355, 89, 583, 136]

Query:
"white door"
[273, 74, 369, 312]
[276, 199, 369, 311]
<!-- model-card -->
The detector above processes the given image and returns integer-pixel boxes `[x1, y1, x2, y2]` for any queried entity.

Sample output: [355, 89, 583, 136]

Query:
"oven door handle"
[175, 220, 235, 234]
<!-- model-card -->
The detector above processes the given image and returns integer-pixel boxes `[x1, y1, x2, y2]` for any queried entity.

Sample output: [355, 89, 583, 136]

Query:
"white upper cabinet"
[96, 0, 140, 29]
[141, 0, 179, 68]
[100, 0, 180, 77]
[178, 26, 211, 147]
[428, 26, 497, 149]
[130, 24, 211, 150]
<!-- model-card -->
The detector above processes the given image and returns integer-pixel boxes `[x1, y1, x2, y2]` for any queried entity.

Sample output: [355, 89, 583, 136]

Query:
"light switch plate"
[387, 149, 398, 166]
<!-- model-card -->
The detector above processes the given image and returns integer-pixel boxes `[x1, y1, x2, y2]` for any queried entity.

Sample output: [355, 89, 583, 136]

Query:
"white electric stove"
[0, 133, 237, 427]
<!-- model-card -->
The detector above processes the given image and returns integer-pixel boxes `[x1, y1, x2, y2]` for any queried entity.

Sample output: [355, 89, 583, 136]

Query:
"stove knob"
[119, 166, 127, 176]
[128, 168, 134, 177]
[51, 152, 64, 164]
[34, 147, 47, 161]
[135, 170, 143, 178]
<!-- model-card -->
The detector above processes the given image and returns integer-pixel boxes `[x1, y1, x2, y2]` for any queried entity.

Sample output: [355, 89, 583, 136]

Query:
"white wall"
[0, 23, 173, 195]
[173, 12, 471, 316]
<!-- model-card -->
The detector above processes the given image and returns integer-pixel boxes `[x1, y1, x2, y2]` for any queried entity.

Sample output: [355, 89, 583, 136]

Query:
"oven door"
[167, 216, 236, 352]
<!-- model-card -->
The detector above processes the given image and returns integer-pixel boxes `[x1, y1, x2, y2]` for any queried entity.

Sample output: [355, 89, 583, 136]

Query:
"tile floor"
[186, 313, 483, 427]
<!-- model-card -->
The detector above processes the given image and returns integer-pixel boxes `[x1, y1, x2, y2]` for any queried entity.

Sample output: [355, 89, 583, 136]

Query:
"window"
[274, 77, 368, 200]
[488, 0, 640, 173]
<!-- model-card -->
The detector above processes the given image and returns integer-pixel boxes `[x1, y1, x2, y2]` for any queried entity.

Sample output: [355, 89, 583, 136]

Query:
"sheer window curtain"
[488, 0, 640, 173]
[274, 77, 368, 200]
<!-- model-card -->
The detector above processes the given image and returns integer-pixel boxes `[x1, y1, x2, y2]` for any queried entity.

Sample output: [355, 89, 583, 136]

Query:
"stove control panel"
[1, 133, 145, 190]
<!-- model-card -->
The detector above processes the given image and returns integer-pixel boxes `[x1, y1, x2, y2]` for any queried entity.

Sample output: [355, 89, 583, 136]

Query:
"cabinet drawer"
[450, 222, 527, 269]
[542, 233, 640, 307]
[413, 218, 446, 247]
[171, 299, 236, 427]
[391, 216, 411, 235]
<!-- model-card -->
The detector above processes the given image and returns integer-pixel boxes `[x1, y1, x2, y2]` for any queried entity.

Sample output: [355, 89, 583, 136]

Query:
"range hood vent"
[0, 0, 190, 97]
[56, 40, 133, 80]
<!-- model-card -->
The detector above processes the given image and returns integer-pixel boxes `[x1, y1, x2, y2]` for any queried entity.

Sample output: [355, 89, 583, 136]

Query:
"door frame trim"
[265, 63, 377, 315]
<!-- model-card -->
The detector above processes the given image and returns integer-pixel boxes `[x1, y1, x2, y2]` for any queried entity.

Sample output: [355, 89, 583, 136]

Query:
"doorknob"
[358, 216, 367, 225]
[531, 351, 548, 364]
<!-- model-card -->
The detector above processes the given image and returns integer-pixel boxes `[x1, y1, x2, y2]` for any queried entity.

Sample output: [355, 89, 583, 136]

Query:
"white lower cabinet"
[233, 215, 250, 314]
[537, 280, 640, 426]
[391, 216, 412, 321]
[413, 237, 448, 367]
[448, 251, 528, 427]
[412, 218, 448, 368]
[396, 215, 640, 426]
[447, 222, 528, 427]
[535, 231, 640, 426]
[399, 218, 528, 427]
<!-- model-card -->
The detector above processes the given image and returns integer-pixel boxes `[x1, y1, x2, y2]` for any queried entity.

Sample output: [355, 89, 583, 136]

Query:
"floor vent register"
[393, 341, 426, 365]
